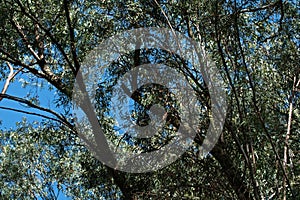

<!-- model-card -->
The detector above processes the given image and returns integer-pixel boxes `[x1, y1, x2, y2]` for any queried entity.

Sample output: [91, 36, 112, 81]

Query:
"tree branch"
[283, 76, 296, 200]
[0, 62, 23, 102]
[63, 0, 80, 74]
[15, 0, 76, 75]
[239, 1, 280, 14]
[233, 1, 294, 197]
[0, 106, 64, 125]
[0, 93, 73, 130]
[10, 18, 40, 61]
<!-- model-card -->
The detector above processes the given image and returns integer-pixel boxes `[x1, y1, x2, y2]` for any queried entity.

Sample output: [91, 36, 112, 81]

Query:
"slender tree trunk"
[283, 76, 296, 200]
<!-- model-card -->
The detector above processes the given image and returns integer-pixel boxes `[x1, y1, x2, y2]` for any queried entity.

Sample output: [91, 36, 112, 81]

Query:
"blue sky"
[0, 73, 55, 128]
[0, 73, 72, 200]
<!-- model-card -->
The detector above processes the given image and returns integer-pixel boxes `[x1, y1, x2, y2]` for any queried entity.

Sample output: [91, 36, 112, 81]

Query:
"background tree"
[0, 0, 299, 199]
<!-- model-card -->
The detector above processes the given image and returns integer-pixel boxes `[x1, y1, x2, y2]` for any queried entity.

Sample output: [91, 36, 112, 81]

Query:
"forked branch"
[0, 62, 23, 102]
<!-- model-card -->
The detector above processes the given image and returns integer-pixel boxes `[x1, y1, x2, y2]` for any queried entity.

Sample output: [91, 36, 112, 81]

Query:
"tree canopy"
[0, 0, 299, 199]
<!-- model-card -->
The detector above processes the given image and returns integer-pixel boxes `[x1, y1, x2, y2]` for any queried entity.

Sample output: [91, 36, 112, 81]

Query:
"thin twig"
[239, 1, 280, 13]
[0, 93, 72, 130]
[0, 106, 64, 125]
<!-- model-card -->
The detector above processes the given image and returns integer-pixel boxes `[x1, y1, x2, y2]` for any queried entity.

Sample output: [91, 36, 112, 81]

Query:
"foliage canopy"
[0, 0, 299, 199]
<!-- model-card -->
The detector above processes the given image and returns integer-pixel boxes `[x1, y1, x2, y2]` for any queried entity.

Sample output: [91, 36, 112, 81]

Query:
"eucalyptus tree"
[0, 0, 299, 199]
